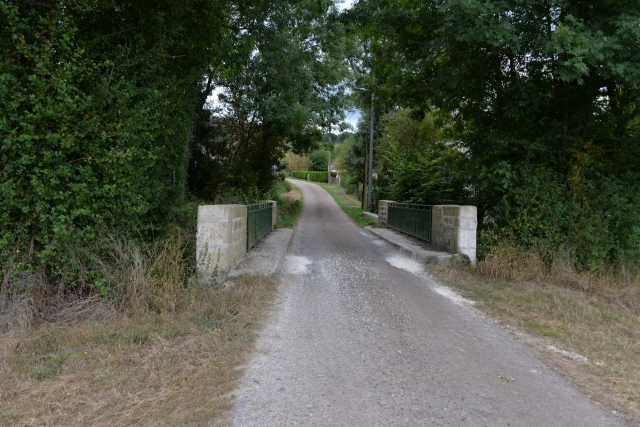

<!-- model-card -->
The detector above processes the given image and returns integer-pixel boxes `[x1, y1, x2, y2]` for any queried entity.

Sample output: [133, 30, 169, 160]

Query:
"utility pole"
[367, 92, 374, 212]
[354, 86, 374, 210]
[327, 146, 331, 184]
[362, 145, 367, 210]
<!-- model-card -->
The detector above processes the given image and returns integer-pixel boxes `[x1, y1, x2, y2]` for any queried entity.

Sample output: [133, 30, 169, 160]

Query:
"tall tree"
[188, 0, 354, 198]
[349, 0, 640, 267]
[377, 109, 471, 205]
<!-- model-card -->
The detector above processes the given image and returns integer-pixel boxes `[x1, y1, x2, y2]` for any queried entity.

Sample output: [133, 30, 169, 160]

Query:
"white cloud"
[338, 0, 355, 11]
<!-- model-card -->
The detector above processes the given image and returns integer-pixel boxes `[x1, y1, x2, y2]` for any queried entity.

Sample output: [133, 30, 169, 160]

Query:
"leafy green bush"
[377, 109, 472, 205]
[309, 148, 329, 171]
[0, 1, 213, 287]
[477, 163, 640, 269]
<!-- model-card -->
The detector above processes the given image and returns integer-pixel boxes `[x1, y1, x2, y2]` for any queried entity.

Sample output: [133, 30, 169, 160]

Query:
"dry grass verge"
[282, 183, 303, 203]
[477, 245, 640, 310]
[0, 226, 197, 334]
[0, 274, 279, 426]
[430, 246, 640, 426]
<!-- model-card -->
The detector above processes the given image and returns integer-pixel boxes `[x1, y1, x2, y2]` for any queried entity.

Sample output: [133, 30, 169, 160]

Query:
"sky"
[344, 109, 361, 131]
[338, 0, 356, 11]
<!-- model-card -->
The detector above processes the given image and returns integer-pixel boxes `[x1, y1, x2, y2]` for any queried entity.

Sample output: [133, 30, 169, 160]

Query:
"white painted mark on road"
[283, 255, 312, 275]
[386, 255, 423, 274]
[432, 285, 476, 307]
[386, 255, 476, 307]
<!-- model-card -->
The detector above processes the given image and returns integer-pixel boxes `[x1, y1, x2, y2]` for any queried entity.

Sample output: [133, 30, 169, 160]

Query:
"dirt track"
[231, 179, 623, 426]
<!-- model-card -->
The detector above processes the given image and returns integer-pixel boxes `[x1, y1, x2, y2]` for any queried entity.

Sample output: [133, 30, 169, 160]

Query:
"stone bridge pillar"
[431, 205, 477, 265]
[377, 200, 396, 227]
[196, 205, 247, 283]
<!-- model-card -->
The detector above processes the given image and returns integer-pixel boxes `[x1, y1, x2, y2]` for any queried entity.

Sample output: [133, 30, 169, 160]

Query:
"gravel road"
[231, 179, 623, 427]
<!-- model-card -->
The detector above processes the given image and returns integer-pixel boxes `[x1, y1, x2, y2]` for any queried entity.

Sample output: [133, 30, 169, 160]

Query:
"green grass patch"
[276, 181, 303, 228]
[29, 352, 68, 381]
[316, 183, 376, 227]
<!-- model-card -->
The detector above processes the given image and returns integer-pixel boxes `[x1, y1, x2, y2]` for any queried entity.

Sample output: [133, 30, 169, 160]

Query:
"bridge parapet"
[432, 205, 477, 265]
[377, 201, 477, 265]
[197, 201, 276, 283]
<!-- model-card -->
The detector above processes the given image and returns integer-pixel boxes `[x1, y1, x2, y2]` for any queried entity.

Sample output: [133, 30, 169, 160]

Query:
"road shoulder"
[228, 228, 294, 279]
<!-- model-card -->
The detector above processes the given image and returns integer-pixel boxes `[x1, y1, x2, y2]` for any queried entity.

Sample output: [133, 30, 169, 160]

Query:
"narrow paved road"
[231, 180, 623, 427]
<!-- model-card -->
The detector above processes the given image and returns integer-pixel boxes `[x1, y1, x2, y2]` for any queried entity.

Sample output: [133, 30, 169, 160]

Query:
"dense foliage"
[335, 110, 375, 198]
[5, 0, 638, 293]
[1, 0, 352, 290]
[1, 0, 224, 283]
[286, 152, 311, 172]
[309, 148, 330, 172]
[346, 0, 640, 267]
[187, 0, 352, 200]
[377, 109, 471, 205]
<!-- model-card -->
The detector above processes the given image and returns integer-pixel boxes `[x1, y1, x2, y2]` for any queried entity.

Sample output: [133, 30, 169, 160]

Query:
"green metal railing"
[247, 202, 273, 251]
[387, 202, 432, 244]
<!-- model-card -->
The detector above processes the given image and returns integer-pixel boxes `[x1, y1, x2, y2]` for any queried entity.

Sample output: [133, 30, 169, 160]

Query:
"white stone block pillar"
[431, 205, 477, 265]
[378, 200, 395, 227]
[196, 204, 247, 283]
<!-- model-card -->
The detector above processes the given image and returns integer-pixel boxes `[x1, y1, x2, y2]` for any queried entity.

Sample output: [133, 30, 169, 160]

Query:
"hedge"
[291, 171, 337, 182]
